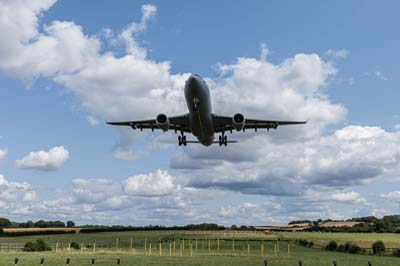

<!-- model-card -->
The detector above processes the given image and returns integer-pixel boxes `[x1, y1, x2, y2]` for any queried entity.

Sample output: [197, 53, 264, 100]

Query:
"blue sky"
[0, 0, 399, 225]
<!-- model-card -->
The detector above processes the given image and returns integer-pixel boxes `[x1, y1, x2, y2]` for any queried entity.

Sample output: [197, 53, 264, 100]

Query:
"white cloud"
[123, 169, 177, 197]
[16, 146, 69, 171]
[373, 71, 389, 81]
[0, 148, 7, 161]
[0, 174, 37, 204]
[331, 191, 366, 204]
[325, 49, 349, 59]
[382, 191, 400, 199]
[259, 43, 269, 61]
[87, 115, 100, 126]
[394, 124, 400, 130]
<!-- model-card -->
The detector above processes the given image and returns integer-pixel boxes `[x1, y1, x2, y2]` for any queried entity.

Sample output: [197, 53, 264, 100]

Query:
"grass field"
[0, 230, 399, 266]
[280, 232, 400, 248]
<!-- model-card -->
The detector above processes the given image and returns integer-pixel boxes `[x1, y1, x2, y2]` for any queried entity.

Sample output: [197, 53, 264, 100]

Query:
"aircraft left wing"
[212, 114, 307, 133]
[107, 114, 192, 133]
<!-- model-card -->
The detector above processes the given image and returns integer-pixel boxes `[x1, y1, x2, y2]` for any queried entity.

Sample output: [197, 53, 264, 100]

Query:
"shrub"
[308, 241, 314, 248]
[326, 240, 338, 251]
[348, 243, 362, 254]
[395, 228, 400, 234]
[336, 244, 345, 252]
[23, 239, 51, 252]
[393, 249, 400, 257]
[372, 240, 385, 254]
[70, 242, 80, 250]
[344, 242, 351, 252]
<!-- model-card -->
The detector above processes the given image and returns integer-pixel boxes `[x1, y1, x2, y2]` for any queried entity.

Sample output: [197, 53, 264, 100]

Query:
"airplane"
[107, 74, 307, 146]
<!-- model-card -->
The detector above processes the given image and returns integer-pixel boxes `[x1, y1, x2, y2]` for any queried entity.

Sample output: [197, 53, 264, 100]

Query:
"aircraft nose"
[187, 75, 198, 86]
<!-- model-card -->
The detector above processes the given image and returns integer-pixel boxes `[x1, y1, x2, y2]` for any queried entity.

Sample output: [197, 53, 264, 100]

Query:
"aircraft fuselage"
[184, 75, 215, 146]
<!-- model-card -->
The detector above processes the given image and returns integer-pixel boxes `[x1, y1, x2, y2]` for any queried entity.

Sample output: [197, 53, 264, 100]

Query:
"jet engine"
[156, 113, 170, 131]
[233, 113, 245, 131]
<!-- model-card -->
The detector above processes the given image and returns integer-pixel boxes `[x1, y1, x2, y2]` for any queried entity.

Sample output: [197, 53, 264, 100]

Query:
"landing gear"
[193, 97, 200, 112]
[219, 135, 227, 146]
[178, 135, 187, 146]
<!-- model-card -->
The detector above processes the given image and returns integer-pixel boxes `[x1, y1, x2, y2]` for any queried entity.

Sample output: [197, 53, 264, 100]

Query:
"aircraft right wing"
[107, 114, 192, 133]
[212, 114, 307, 133]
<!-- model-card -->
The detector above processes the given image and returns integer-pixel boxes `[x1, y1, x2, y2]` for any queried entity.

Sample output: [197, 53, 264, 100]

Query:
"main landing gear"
[178, 134, 187, 146]
[219, 134, 228, 146]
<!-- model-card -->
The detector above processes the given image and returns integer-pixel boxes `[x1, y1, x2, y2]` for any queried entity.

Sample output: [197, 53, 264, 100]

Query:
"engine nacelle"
[232, 113, 245, 131]
[156, 113, 170, 132]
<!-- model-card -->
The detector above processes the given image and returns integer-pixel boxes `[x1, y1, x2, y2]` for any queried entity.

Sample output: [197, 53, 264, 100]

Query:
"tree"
[0, 218, 11, 228]
[66, 221, 75, 227]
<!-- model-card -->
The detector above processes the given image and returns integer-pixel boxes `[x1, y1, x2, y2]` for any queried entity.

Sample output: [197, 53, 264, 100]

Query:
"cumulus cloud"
[0, 174, 37, 206]
[382, 191, 400, 199]
[0, 148, 7, 161]
[123, 170, 177, 196]
[331, 191, 366, 204]
[16, 146, 69, 171]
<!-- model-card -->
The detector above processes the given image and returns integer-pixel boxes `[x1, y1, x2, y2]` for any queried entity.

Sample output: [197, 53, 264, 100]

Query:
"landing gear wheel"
[219, 135, 223, 146]
[183, 136, 187, 146]
[224, 135, 227, 146]
[178, 136, 182, 146]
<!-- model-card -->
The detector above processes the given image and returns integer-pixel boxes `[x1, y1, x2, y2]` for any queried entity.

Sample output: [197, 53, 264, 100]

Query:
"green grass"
[279, 232, 400, 248]
[1, 231, 400, 265]
[0, 248, 399, 266]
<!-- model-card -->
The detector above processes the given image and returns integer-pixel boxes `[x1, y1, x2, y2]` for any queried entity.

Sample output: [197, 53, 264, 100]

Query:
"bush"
[308, 241, 314, 248]
[326, 240, 338, 251]
[393, 249, 400, 257]
[348, 243, 362, 254]
[372, 240, 385, 254]
[344, 242, 351, 252]
[23, 239, 52, 252]
[70, 242, 80, 250]
[395, 228, 400, 234]
[336, 244, 345, 252]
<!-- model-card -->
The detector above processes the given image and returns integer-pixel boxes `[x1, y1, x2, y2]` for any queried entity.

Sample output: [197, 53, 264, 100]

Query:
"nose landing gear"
[193, 97, 200, 112]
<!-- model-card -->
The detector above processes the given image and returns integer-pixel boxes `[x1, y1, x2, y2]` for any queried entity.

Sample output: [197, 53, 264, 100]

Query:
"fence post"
[274, 243, 277, 256]
[208, 238, 211, 255]
[173, 238, 176, 251]
[116, 237, 119, 250]
[180, 243, 183, 256]
[68, 242, 71, 254]
[159, 239, 162, 256]
[247, 241, 250, 256]
[217, 238, 220, 254]
[183, 239, 185, 251]
[195, 239, 198, 254]
[261, 240, 264, 257]
[145, 238, 147, 253]
[190, 242, 193, 256]
[288, 242, 291, 257]
[93, 241, 96, 254]
[56, 242, 59, 254]
[149, 243, 152, 256]
[232, 238, 235, 254]
[169, 242, 172, 256]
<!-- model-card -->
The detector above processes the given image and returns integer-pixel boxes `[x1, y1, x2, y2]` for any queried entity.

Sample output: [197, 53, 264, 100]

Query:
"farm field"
[0, 248, 399, 266]
[279, 232, 400, 248]
[0, 230, 399, 265]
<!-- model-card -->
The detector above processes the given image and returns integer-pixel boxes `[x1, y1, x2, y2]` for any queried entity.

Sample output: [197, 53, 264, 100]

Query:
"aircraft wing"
[212, 114, 307, 133]
[107, 114, 192, 132]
